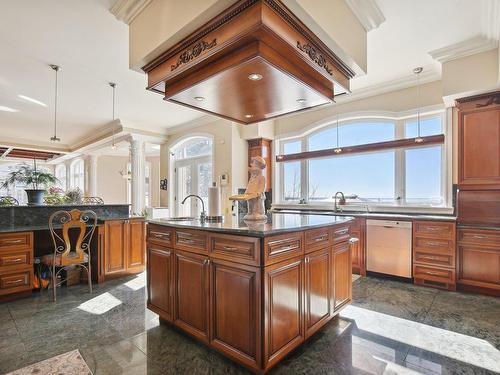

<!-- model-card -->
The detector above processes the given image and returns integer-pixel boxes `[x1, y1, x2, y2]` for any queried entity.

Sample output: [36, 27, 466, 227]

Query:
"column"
[65, 160, 72, 190]
[85, 155, 98, 197]
[130, 138, 145, 214]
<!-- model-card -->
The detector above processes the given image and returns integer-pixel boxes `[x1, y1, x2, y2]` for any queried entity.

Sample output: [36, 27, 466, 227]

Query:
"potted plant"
[1, 163, 58, 205]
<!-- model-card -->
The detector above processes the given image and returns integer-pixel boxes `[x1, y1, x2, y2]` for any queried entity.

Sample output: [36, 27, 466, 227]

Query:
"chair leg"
[87, 263, 92, 294]
[52, 266, 57, 302]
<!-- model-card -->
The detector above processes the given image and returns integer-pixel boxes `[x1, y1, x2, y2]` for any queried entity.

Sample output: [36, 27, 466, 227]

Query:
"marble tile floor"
[1, 273, 499, 375]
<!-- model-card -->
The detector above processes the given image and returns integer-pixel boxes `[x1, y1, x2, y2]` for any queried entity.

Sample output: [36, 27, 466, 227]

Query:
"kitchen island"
[146, 213, 355, 373]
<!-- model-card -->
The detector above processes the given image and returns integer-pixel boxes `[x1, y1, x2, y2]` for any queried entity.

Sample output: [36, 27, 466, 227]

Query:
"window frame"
[275, 108, 451, 212]
[70, 159, 85, 192]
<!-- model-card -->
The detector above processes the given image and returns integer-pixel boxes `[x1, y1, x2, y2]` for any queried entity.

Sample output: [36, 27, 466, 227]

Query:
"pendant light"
[333, 113, 342, 154]
[413, 67, 424, 143]
[49, 64, 61, 142]
[109, 82, 117, 150]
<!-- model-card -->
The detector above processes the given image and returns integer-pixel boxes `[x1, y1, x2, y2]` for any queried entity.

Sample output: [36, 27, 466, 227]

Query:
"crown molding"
[109, 0, 153, 25]
[429, 34, 498, 64]
[344, 0, 385, 32]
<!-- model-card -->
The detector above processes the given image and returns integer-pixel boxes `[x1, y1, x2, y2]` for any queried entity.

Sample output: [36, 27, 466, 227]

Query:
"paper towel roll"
[208, 183, 221, 217]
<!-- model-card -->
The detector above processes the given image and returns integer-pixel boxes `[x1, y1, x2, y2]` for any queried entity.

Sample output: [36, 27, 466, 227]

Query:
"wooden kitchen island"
[146, 213, 355, 374]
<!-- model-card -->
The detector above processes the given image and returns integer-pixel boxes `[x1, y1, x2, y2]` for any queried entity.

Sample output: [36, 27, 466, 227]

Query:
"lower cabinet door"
[147, 245, 174, 321]
[333, 242, 352, 311]
[458, 244, 500, 288]
[104, 220, 126, 275]
[127, 220, 145, 270]
[264, 256, 304, 370]
[210, 259, 261, 370]
[174, 250, 210, 343]
[304, 247, 331, 338]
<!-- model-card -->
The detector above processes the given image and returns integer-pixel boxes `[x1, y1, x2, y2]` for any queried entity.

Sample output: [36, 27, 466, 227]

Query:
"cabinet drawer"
[0, 249, 32, 269]
[413, 264, 455, 284]
[414, 237, 454, 254]
[414, 251, 454, 268]
[304, 228, 330, 253]
[332, 225, 350, 244]
[0, 269, 32, 295]
[458, 228, 500, 248]
[209, 233, 260, 266]
[147, 225, 173, 247]
[0, 232, 33, 251]
[264, 232, 303, 265]
[175, 230, 208, 253]
[414, 221, 455, 239]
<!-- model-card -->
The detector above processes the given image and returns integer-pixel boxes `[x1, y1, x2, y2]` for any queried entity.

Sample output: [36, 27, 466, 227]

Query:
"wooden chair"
[41, 209, 97, 302]
[82, 196, 104, 205]
[0, 196, 19, 206]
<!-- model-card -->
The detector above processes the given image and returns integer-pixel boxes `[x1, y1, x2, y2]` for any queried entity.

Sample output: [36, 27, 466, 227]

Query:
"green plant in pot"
[1, 163, 58, 205]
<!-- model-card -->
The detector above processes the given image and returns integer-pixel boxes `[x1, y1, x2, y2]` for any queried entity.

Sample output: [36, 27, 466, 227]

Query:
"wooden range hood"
[142, 0, 355, 124]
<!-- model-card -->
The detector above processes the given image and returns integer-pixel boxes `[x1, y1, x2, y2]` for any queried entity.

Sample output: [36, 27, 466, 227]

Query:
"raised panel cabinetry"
[0, 232, 34, 299]
[147, 245, 174, 321]
[333, 242, 352, 310]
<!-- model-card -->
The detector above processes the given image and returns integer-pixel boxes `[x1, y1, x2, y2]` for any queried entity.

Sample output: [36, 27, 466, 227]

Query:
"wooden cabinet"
[104, 219, 145, 279]
[147, 245, 174, 321]
[0, 232, 33, 299]
[264, 256, 304, 370]
[147, 223, 353, 374]
[413, 220, 456, 291]
[350, 218, 365, 276]
[174, 250, 210, 343]
[210, 259, 261, 370]
[457, 228, 500, 294]
[457, 92, 500, 190]
[333, 242, 352, 310]
[304, 247, 331, 338]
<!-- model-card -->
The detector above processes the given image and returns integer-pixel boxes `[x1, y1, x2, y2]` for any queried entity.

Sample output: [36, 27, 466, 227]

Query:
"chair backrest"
[0, 196, 19, 206]
[48, 209, 97, 266]
[82, 196, 104, 205]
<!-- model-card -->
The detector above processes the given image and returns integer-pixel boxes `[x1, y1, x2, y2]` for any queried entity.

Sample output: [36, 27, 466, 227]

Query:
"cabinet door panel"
[148, 246, 174, 321]
[459, 107, 500, 188]
[264, 257, 304, 369]
[127, 220, 145, 269]
[175, 250, 210, 342]
[333, 242, 351, 311]
[210, 260, 260, 369]
[104, 221, 126, 274]
[304, 247, 331, 337]
[458, 245, 500, 288]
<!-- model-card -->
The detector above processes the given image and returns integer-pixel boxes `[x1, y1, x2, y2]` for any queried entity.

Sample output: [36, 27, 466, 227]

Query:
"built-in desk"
[0, 204, 145, 300]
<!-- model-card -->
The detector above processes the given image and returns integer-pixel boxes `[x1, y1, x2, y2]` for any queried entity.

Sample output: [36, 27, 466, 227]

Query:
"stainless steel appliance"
[366, 219, 413, 278]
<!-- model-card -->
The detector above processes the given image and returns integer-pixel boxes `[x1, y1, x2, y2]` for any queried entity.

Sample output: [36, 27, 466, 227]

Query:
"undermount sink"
[165, 217, 197, 221]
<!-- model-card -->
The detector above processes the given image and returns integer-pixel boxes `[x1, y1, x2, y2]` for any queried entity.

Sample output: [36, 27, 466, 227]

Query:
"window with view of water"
[278, 114, 447, 207]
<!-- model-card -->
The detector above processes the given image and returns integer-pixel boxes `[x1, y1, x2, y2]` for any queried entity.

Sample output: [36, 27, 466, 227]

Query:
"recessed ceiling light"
[296, 98, 307, 103]
[0, 106, 18, 112]
[18, 95, 47, 107]
[245, 114, 253, 118]
[248, 73, 263, 81]
[194, 96, 205, 101]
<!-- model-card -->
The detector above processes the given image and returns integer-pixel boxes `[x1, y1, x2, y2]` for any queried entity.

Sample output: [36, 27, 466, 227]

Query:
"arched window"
[70, 159, 85, 192]
[278, 112, 447, 208]
[171, 136, 213, 217]
[55, 164, 66, 190]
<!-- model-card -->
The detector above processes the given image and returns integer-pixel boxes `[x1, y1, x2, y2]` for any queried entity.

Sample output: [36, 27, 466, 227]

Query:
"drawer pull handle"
[424, 271, 442, 276]
[279, 245, 296, 251]
[152, 232, 167, 238]
[222, 246, 238, 251]
[336, 229, 348, 235]
[5, 258, 24, 263]
[314, 236, 326, 242]
[425, 241, 444, 247]
[2, 239, 23, 244]
[6, 278, 25, 286]
[180, 239, 195, 244]
[203, 259, 210, 266]
[420, 255, 442, 261]
[472, 235, 489, 239]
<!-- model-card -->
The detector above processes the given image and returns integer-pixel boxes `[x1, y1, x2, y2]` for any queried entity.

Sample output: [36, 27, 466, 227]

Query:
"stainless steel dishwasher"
[366, 219, 413, 278]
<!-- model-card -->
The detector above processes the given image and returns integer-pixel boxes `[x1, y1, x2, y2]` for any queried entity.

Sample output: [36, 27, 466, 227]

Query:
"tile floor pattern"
[1, 274, 499, 374]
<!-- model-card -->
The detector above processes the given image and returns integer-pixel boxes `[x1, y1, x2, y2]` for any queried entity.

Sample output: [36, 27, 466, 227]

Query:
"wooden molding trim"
[275, 134, 445, 162]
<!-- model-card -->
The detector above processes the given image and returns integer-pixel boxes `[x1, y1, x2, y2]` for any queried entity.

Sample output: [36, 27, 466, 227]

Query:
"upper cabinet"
[457, 92, 500, 190]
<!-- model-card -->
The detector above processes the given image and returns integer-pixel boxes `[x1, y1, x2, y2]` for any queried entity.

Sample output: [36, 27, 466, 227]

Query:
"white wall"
[95, 155, 129, 204]
[147, 155, 160, 207]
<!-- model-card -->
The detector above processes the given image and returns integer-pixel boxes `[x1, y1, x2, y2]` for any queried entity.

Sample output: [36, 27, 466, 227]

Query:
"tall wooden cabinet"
[457, 92, 500, 190]
[103, 218, 145, 280]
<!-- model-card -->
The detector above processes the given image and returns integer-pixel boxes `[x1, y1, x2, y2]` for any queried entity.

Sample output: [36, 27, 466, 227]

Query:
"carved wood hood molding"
[142, 0, 355, 124]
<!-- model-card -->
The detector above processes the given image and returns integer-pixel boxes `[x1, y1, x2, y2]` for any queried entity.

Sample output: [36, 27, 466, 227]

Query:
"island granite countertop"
[148, 212, 355, 237]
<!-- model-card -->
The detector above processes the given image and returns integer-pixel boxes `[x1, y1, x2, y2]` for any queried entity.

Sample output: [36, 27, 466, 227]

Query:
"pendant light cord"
[336, 113, 340, 148]
[49, 64, 61, 142]
[109, 82, 117, 148]
[416, 71, 421, 137]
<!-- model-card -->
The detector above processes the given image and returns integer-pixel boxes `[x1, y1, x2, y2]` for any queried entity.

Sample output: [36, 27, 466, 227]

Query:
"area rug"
[7, 349, 92, 375]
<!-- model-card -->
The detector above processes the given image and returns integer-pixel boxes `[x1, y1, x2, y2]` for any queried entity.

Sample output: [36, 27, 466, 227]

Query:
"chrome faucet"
[181, 195, 207, 223]
[333, 192, 346, 212]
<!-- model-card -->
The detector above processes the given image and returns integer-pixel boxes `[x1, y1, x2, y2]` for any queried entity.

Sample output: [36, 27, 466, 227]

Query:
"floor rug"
[6, 349, 92, 375]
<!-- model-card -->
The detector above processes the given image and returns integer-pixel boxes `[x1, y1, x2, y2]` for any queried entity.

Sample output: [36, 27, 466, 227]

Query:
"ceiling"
[0, 0, 495, 151]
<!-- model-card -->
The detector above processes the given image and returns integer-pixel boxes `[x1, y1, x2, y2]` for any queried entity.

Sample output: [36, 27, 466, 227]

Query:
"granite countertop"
[0, 215, 144, 233]
[148, 212, 355, 237]
[271, 209, 457, 222]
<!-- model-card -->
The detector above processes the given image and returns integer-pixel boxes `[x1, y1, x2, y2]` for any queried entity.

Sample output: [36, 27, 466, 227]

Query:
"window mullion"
[302, 137, 308, 202]
[395, 120, 405, 203]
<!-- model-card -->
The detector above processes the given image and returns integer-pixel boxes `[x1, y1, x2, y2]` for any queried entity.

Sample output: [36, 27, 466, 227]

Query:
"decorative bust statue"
[229, 156, 267, 221]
